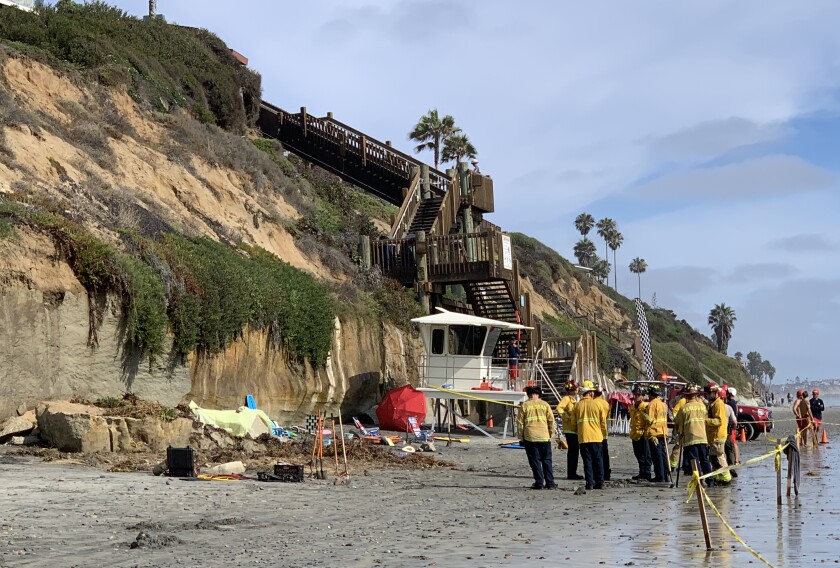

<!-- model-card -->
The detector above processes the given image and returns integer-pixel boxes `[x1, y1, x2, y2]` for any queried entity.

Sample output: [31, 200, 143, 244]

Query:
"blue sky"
[106, 0, 840, 382]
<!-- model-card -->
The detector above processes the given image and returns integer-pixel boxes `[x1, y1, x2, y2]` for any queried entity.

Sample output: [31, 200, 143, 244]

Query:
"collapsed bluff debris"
[3, 395, 453, 473]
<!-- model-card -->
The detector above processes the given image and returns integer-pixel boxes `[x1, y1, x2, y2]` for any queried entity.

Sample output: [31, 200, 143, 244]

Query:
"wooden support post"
[361, 136, 367, 166]
[420, 164, 431, 200]
[358, 235, 371, 270]
[301, 106, 308, 137]
[327, 111, 333, 119]
[458, 162, 475, 260]
[692, 460, 713, 551]
[776, 441, 783, 507]
[416, 230, 430, 314]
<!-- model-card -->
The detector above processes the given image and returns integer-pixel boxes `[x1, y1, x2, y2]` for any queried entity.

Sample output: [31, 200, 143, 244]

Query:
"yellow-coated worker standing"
[556, 381, 582, 480]
[673, 386, 715, 486]
[517, 386, 557, 489]
[576, 386, 604, 490]
[629, 388, 651, 480]
[704, 384, 732, 484]
[594, 386, 611, 481]
[644, 386, 669, 483]
[669, 392, 687, 470]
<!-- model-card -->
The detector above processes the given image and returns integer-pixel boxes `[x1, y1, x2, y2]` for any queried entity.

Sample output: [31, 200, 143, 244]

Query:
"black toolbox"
[166, 446, 196, 477]
[273, 463, 304, 482]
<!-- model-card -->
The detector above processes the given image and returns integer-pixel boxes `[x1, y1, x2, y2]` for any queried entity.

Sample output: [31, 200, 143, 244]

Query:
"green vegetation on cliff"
[0, 198, 336, 367]
[0, 0, 260, 131]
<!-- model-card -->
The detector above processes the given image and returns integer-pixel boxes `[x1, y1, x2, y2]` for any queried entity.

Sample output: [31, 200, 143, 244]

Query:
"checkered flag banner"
[635, 298, 655, 381]
[305, 414, 318, 433]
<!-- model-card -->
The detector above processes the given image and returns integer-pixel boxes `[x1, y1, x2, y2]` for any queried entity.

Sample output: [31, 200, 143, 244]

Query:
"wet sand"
[1, 408, 837, 567]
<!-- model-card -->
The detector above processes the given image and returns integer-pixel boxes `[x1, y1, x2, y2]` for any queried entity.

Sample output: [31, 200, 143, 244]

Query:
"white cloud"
[634, 155, 834, 199]
[647, 118, 789, 162]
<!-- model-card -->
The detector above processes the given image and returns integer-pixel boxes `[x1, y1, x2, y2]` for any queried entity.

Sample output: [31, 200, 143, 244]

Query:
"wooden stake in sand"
[337, 408, 350, 479]
[332, 417, 340, 476]
[692, 460, 713, 551]
[776, 440, 782, 507]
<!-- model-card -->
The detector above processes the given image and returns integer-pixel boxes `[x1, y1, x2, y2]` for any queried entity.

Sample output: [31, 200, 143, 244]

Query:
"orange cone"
[739, 427, 747, 442]
[820, 429, 828, 444]
[488, 416, 494, 428]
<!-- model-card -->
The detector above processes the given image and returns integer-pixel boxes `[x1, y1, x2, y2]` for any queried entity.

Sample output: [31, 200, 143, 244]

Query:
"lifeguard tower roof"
[411, 308, 532, 330]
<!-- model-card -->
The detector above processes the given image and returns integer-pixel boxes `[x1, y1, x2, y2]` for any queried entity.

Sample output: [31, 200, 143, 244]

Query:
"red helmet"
[796, 389, 804, 397]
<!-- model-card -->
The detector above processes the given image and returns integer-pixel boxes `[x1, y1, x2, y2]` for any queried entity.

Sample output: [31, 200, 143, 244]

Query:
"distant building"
[0, 0, 35, 11]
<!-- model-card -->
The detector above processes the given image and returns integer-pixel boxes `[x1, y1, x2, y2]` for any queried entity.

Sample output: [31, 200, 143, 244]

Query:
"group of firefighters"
[517, 380, 744, 490]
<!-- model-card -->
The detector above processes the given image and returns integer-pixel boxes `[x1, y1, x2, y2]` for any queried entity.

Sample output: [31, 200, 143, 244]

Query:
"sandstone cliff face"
[0, 229, 424, 422]
[0, 53, 427, 422]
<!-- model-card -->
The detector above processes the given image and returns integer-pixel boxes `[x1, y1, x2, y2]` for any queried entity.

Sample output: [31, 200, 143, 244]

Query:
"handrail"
[389, 170, 421, 239]
[429, 176, 460, 237]
[259, 102, 449, 194]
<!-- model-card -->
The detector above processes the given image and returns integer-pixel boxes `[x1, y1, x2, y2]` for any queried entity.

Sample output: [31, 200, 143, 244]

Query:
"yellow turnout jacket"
[644, 397, 668, 438]
[576, 398, 604, 444]
[517, 398, 555, 442]
[556, 395, 577, 434]
[674, 398, 708, 446]
[706, 397, 727, 442]
[595, 396, 609, 437]
[629, 401, 647, 441]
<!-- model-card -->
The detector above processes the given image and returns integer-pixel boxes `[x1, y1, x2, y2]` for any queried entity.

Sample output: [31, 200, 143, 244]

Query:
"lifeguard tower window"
[482, 328, 502, 357]
[431, 328, 445, 355]
[447, 325, 487, 356]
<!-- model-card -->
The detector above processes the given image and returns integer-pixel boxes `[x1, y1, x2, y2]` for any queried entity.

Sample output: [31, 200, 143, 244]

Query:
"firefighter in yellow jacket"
[556, 381, 582, 480]
[674, 385, 715, 487]
[669, 391, 687, 471]
[704, 384, 732, 484]
[576, 385, 605, 490]
[517, 386, 557, 489]
[629, 387, 651, 480]
[594, 385, 611, 481]
[644, 385, 669, 483]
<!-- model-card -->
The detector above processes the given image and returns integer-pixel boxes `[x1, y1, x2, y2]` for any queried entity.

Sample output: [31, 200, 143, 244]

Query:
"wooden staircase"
[465, 280, 528, 357]
[258, 102, 449, 206]
[539, 358, 574, 406]
[408, 197, 443, 235]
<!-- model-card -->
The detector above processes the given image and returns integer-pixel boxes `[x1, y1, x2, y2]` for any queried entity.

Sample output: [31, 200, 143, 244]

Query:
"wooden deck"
[370, 230, 513, 284]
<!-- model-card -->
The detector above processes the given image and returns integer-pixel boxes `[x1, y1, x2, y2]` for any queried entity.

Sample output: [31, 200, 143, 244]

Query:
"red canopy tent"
[376, 385, 427, 432]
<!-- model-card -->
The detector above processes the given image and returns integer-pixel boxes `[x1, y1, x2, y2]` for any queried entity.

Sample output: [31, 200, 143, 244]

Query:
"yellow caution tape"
[423, 385, 518, 407]
[695, 443, 788, 481]
[687, 470, 776, 568]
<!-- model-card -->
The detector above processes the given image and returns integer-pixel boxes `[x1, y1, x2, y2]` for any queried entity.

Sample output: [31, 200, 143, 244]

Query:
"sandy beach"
[1, 407, 837, 568]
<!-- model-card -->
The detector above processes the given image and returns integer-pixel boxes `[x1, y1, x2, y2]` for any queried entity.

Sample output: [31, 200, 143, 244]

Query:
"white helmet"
[728, 388, 737, 397]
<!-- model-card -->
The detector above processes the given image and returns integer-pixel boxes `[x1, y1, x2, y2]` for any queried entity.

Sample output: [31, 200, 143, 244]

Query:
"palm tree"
[629, 257, 647, 299]
[441, 133, 477, 165]
[734, 351, 743, 365]
[606, 229, 623, 290]
[408, 109, 460, 169]
[596, 218, 616, 263]
[708, 303, 737, 354]
[574, 213, 595, 237]
[573, 237, 597, 267]
[592, 258, 610, 282]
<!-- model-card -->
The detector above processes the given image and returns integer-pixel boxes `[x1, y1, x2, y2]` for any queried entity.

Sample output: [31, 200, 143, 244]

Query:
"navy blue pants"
[632, 438, 652, 479]
[601, 439, 611, 480]
[523, 441, 554, 488]
[580, 442, 604, 488]
[566, 433, 580, 477]
[648, 436, 668, 481]
[684, 443, 713, 482]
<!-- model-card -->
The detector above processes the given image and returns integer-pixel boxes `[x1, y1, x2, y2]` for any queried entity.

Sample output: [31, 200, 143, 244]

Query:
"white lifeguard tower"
[411, 309, 531, 405]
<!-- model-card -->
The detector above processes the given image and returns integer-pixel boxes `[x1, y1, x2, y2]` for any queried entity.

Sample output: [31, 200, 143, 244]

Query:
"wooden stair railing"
[389, 170, 421, 239]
